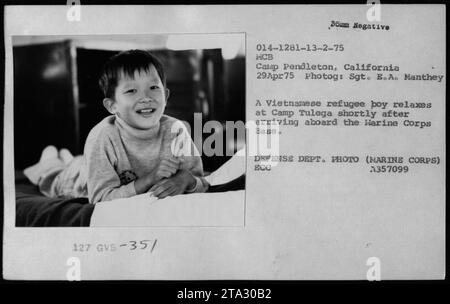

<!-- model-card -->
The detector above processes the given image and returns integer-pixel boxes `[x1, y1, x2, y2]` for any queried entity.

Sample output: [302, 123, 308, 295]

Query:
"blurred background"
[13, 34, 246, 174]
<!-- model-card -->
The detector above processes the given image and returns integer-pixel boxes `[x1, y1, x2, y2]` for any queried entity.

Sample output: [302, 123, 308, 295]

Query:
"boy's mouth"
[136, 108, 156, 116]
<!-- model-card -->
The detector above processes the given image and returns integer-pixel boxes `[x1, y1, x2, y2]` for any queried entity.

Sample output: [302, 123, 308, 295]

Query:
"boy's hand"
[149, 170, 196, 199]
[152, 158, 180, 181]
[134, 158, 180, 195]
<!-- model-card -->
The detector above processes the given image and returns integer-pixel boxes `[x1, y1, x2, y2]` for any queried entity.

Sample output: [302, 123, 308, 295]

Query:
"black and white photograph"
[2, 4, 446, 283]
[13, 34, 246, 227]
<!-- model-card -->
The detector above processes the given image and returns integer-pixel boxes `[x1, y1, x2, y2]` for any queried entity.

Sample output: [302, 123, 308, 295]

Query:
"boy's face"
[104, 64, 168, 130]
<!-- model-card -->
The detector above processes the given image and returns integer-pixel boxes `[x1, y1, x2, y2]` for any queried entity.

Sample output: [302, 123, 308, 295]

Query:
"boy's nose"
[139, 89, 155, 102]
[139, 96, 152, 102]
[138, 94, 154, 103]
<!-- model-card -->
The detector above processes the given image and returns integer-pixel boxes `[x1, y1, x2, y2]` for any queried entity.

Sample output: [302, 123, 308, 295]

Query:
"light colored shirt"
[84, 114, 207, 203]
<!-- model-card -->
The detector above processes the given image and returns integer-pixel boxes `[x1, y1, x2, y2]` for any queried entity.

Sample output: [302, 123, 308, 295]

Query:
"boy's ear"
[165, 88, 170, 102]
[103, 98, 116, 114]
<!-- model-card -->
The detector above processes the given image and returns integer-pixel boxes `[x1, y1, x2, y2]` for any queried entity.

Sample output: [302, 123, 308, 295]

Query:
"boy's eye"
[150, 85, 160, 90]
[124, 89, 137, 94]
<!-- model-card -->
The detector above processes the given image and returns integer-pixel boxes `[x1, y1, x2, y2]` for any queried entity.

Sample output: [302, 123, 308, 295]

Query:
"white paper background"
[3, 5, 445, 280]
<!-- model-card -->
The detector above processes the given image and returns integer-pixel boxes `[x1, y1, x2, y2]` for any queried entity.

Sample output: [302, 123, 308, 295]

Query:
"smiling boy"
[23, 50, 208, 203]
[84, 49, 208, 203]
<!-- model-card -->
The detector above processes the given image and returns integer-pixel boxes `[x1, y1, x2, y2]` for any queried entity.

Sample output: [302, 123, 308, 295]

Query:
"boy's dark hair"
[98, 49, 166, 99]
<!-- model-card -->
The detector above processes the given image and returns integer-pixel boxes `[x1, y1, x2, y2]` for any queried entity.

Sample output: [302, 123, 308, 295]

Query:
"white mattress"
[90, 190, 245, 227]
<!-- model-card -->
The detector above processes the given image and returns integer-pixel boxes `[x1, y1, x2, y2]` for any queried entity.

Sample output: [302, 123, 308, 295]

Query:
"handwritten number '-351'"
[124, 240, 157, 251]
